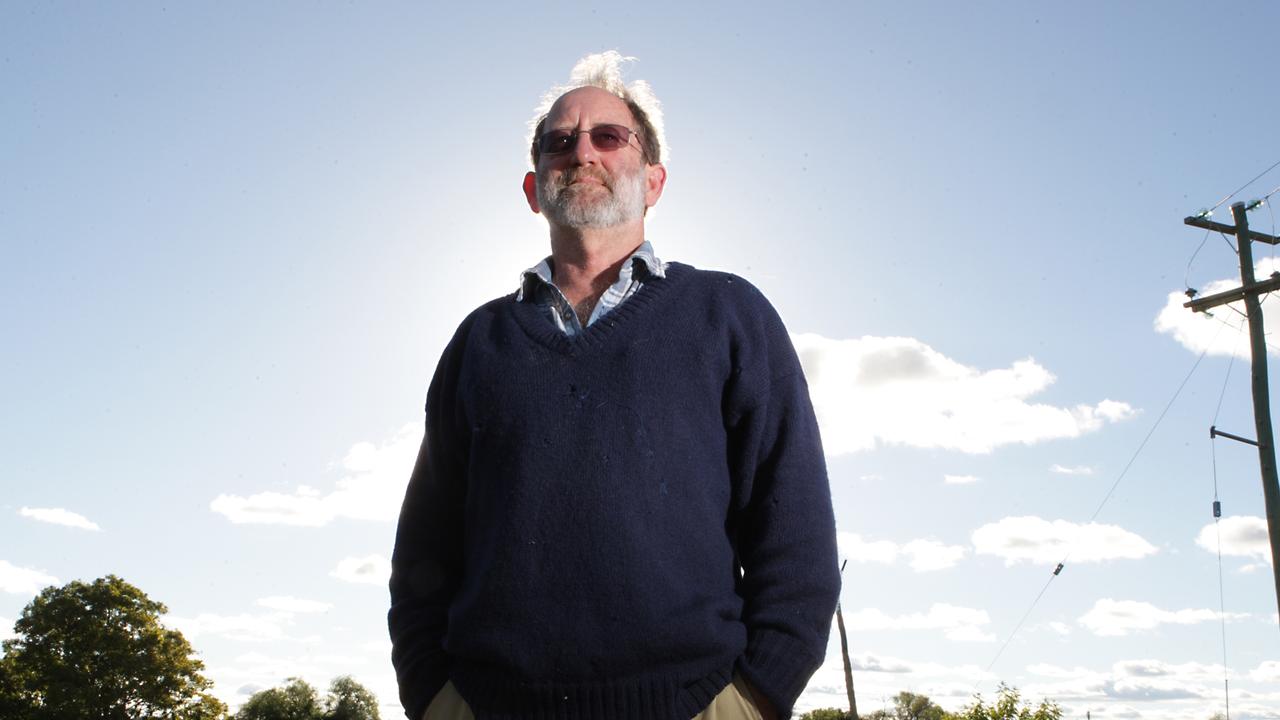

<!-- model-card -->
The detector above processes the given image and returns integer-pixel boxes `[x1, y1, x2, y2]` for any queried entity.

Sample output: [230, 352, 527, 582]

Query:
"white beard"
[536, 165, 646, 229]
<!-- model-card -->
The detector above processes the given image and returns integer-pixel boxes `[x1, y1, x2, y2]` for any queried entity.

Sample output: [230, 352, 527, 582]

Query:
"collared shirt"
[516, 241, 667, 336]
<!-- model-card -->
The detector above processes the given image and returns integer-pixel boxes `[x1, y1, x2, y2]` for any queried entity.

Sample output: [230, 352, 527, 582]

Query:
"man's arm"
[725, 286, 841, 719]
[388, 332, 470, 720]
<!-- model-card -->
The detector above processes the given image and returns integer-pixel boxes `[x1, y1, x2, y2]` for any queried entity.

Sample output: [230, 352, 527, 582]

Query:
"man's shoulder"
[664, 262, 772, 305]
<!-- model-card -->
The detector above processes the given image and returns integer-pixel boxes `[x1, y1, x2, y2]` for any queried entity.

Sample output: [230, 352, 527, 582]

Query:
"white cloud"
[19, 506, 101, 531]
[165, 612, 290, 642]
[1050, 464, 1095, 476]
[1099, 678, 1209, 701]
[1045, 621, 1072, 637]
[212, 422, 420, 526]
[848, 653, 913, 673]
[843, 603, 994, 642]
[1112, 659, 1225, 680]
[0, 560, 58, 595]
[1197, 515, 1272, 563]
[1252, 660, 1280, 683]
[944, 474, 979, 485]
[971, 516, 1157, 565]
[1078, 599, 1246, 636]
[0, 616, 15, 642]
[792, 333, 1136, 455]
[1155, 257, 1280, 358]
[901, 539, 967, 571]
[256, 596, 333, 614]
[331, 554, 391, 586]
[837, 531, 966, 571]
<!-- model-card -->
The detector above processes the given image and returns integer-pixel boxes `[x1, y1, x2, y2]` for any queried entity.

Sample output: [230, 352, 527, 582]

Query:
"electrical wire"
[1186, 228, 1212, 290]
[1208, 333, 1241, 720]
[979, 332, 1220, 681]
[1207, 158, 1280, 215]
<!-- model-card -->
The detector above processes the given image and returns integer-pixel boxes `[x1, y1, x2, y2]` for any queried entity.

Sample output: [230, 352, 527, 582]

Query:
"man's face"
[529, 87, 657, 229]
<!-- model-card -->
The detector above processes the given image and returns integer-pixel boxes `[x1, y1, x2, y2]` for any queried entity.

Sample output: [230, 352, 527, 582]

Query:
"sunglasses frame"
[536, 124, 644, 160]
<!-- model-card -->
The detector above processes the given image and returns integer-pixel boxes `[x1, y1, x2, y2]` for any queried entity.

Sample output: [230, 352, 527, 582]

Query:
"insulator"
[1213, 500, 1222, 518]
[1053, 563, 1064, 576]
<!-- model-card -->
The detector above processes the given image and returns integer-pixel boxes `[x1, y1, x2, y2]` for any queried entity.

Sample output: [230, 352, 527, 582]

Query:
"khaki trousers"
[422, 675, 764, 720]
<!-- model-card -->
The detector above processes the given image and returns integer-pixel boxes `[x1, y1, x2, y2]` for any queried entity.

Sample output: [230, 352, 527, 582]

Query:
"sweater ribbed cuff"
[736, 629, 823, 719]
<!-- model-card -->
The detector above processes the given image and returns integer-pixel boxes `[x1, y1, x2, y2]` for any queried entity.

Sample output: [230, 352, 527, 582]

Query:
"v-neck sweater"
[389, 262, 840, 720]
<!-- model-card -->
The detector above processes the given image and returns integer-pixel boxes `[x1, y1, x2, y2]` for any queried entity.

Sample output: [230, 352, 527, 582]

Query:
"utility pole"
[1185, 201, 1280, 628]
[836, 559, 858, 719]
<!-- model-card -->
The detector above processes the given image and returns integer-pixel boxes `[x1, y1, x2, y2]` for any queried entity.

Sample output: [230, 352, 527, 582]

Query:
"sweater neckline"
[510, 262, 691, 353]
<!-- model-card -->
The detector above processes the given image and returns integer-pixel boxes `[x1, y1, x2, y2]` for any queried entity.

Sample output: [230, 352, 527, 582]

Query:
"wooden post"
[1185, 201, 1280, 629]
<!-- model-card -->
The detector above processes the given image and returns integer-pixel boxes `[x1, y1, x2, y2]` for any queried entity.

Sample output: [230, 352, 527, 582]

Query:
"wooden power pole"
[836, 559, 858, 719]
[1185, 201, 1280, 629]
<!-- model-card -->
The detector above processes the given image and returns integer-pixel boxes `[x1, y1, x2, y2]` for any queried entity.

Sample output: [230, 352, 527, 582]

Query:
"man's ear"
[522, 172, 541, 213]
[644, 163, 667, 209]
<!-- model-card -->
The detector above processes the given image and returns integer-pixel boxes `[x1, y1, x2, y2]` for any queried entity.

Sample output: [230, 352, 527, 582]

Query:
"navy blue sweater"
[389, 263, 840, 720]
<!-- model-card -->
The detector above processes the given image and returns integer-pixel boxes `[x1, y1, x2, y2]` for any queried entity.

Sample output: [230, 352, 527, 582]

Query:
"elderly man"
[389, 52, 840, 720]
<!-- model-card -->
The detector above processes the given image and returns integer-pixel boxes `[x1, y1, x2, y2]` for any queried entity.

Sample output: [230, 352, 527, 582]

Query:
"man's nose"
[569, 129, 598, 164]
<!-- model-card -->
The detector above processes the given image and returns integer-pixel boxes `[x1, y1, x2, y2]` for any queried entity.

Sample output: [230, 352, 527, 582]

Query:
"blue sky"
[4, 3, 1280, 719]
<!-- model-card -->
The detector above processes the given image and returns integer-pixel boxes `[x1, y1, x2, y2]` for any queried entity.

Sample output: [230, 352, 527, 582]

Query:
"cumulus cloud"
[165, 612, 291, 642]
[211, 423, 420, 526]
[1024, 660, 1228, 709]
[0, 560, 58, 595]
[331, 554, 391, 586]
[944, 474, 979, 485]
[1048, 621, 1072, 636]
[19, 507, 100, 531]
[1252, 660, 1280, 683]
[837, 531, 966, 571]
[971, 516, 1157, 565]
[1099, 678, 1208, 701]
[1050, 464, 1095, 476]
[843, 603, 994, 642]
[1155, 257, 1280, 358]
[1197, 515, 1273, 563]
[792, 333, 1136, 455]
[849, 653, 913, 673]
[256, 596, 333, 614]
[1078, 599, 1246, 636]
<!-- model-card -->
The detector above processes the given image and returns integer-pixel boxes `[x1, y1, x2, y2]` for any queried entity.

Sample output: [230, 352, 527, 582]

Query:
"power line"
[1206, 158, 1280, 215]
[979, 336, 1219, 682]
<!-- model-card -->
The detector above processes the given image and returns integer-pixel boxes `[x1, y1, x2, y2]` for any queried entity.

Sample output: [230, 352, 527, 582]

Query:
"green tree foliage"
[797, 709, 854, 720]
[0, 574, 227, 720]
[235, 678, 323, 720]
[324, 676, 380, 720]
[234, 676, 380, 720]
[889, 691, 946, 720]
[952, 684, 1061, 720]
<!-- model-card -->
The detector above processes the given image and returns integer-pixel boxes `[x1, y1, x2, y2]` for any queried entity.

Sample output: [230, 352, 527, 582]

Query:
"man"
[389, 52, 840, 720]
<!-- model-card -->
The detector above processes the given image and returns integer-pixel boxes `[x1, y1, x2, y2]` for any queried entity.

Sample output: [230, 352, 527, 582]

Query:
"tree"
[324, 676, 380, 720]
[890, 691, 946, 720]
[0, 574, 227, 720]
[235, 678, 322, 720]
[798, 710, 855, 720]
[951, 684, 1061, 720]
[235, 676, 380, 720]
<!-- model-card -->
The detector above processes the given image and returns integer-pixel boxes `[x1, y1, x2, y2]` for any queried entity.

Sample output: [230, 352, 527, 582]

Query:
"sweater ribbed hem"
[451, 660, 733, 720]
[736, 629, 825, 719]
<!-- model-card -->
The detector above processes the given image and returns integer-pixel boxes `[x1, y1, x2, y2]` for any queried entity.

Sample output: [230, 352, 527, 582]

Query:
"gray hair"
[528, 51, 667, 167]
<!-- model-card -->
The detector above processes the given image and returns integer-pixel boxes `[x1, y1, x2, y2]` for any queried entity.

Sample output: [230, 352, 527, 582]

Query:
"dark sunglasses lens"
[589, 125, 630, 150]
[539, 131, 575, 155]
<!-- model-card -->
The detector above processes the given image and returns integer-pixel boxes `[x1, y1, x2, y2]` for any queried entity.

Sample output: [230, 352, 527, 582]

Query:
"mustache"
[555, 167, 613, 190]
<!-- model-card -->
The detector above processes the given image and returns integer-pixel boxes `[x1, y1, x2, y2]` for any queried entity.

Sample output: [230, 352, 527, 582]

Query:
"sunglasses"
[536, 124, 643, 158]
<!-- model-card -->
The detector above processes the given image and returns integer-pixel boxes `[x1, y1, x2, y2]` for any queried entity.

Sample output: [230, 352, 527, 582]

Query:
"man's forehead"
[544, 86, 634, 126]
